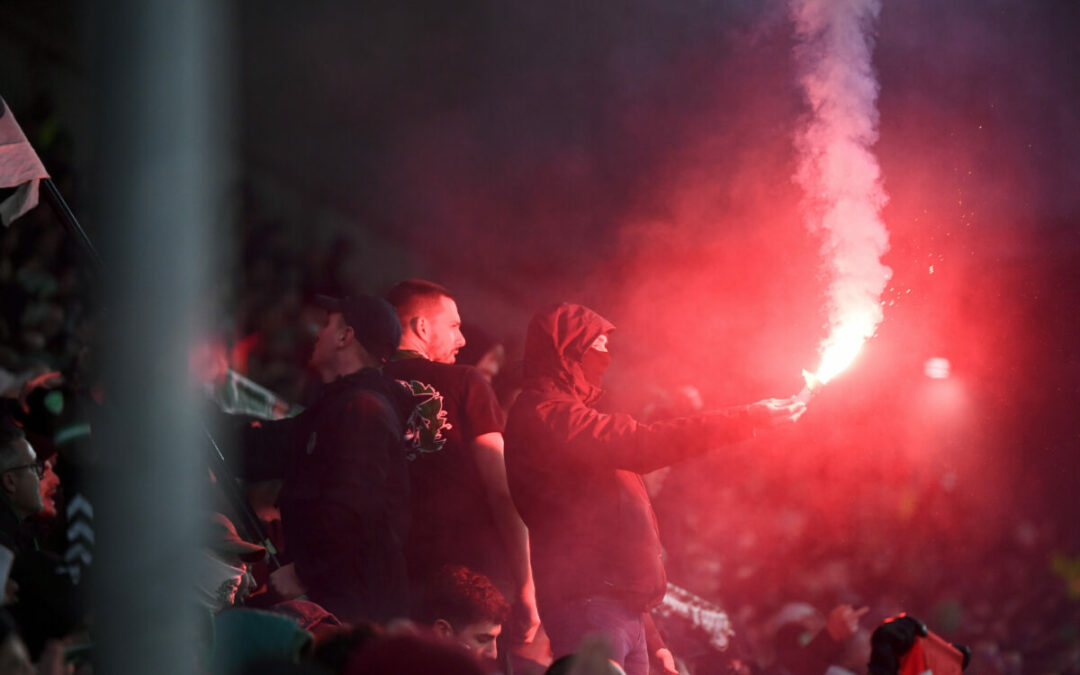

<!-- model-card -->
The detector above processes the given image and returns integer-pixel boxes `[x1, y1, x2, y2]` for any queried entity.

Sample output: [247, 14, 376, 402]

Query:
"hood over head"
[523, 303, 614, 404]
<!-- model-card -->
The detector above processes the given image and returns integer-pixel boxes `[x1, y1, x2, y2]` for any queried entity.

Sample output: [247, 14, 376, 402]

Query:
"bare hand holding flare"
[748, 397, 807, 429]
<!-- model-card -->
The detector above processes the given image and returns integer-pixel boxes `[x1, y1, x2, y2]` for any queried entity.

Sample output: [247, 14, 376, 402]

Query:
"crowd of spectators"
[649, 428, 1080, 674]
[0, 103, 1077, 675]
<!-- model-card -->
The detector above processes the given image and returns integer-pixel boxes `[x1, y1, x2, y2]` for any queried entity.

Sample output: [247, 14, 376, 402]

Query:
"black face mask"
[580, 347, 612, 388]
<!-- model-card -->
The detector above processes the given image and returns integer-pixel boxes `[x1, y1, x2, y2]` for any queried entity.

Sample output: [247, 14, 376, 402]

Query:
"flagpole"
[41, 177, 103, 273]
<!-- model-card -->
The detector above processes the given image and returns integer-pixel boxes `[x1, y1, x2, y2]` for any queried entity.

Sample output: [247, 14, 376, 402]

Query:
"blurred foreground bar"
[90, 1, 230, 672]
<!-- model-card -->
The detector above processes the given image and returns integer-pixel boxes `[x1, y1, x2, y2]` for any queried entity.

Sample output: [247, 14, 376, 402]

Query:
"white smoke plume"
[790, 0, 893, 384]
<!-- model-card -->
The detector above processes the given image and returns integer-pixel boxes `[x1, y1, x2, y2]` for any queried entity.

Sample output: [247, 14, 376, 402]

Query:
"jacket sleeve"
[539, 397, 757, 474]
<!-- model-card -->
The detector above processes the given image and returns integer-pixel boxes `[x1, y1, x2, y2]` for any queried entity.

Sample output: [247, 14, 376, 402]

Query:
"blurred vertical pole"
[89, 0, 231, 671]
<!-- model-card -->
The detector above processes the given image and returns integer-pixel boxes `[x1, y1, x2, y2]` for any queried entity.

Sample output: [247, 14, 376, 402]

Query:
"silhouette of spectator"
[0, 423, 80, 657]
[233, 295, 415, 623]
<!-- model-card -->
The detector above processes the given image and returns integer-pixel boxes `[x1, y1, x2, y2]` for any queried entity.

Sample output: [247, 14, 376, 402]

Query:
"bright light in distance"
[925, 357, 951, 379]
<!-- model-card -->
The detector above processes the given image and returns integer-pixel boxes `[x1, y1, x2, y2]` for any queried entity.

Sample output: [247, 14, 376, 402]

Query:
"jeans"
[542, 596, 649, 675]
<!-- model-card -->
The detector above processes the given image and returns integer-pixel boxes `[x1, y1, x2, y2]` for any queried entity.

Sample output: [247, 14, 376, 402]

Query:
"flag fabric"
[208, 368, 301, 420]
[0, 96, 50, 226]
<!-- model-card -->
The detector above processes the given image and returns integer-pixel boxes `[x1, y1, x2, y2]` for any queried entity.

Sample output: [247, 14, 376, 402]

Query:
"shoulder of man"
[340, 386, 396, 414]
[505, 386, 580, 440]
[521, 390, 639, 441]
[388, 360, 497, 408]
[510, 385, 577, 415]
[328, 368, 405, 404]
[310, 374, 406, 433]
[386, 357, 475, 382]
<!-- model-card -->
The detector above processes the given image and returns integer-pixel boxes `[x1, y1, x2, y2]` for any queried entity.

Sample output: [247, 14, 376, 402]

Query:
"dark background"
[255, 0, 1074, 533]
[3, 0, 1079, 662]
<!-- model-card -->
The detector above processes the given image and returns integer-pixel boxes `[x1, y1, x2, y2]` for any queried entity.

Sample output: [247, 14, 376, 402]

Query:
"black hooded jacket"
[240, 367, 416, 623]
[505, 303, 758, 613]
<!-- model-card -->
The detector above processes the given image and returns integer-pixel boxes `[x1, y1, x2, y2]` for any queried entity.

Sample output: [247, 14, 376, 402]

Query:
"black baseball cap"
[315, 294, 401, 363]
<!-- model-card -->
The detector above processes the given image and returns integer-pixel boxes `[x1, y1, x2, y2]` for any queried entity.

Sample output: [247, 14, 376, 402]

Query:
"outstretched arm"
[539, 396, 805, 474]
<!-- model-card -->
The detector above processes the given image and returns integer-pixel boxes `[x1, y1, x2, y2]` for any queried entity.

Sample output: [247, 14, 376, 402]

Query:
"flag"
[208, 368, 301, 420]
[0, 96, 50, 226]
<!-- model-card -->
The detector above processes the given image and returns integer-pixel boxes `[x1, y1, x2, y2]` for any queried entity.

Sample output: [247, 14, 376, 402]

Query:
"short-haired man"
[505, 303, 805, 675]
[0, 427, 43, 536]
[419, 565, 511, 662]
[237, 295, 417, 623]
[0, 423, 80, 657]
[383, 280, 540, 642]
[386, 280, 466, 365]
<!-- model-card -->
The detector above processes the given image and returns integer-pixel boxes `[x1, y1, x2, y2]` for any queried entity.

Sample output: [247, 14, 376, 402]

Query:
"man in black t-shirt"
[383, 280, 540, 644]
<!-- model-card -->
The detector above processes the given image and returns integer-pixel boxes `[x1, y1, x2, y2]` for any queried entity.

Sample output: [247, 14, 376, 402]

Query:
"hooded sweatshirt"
[504, 303, 758, 613]
[239, 366, 417, 623]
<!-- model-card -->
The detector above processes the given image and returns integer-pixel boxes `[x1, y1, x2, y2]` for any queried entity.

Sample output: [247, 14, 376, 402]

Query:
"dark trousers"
[541, 596, 649, 675]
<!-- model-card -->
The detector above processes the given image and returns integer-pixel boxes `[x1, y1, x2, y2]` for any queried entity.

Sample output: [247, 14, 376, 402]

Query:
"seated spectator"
[769, 602, 868, 675]
[34, 454, 59, 522]
[416, 564, 511, 663]
[346, 633, 487, 675]
[206, 607, 314, 675]
[197, 512, 267, 614]
[0, 424, 43, 553]
[0, 423, 80, 657]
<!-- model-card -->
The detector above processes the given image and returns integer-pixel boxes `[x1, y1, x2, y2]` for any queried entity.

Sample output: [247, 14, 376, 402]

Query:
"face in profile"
[308, 312, 348, 376]
[2, 439, 43, 519]
[454, 620, 501, 661]
[423, 296, 466, 364]
[37, 456, 59, 519]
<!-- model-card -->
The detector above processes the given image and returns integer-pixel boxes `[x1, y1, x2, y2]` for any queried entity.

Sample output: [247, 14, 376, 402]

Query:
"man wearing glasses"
[0, 424, 45, 538]
[0, 423, 80, 657]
